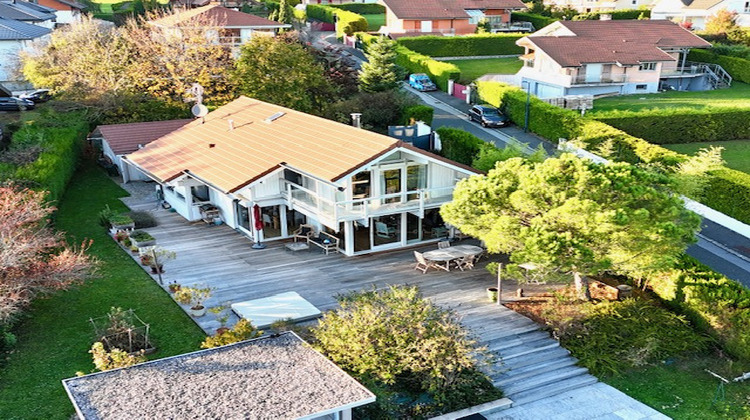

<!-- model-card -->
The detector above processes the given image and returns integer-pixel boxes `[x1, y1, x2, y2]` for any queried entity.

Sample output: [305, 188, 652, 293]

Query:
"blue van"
[408, 73, 437, 91]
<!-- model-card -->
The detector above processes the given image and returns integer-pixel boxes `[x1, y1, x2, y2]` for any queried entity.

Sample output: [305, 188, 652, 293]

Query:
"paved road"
[411, 86, 750, 287]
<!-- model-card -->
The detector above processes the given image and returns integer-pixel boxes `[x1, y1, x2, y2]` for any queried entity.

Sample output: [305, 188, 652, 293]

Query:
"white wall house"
[125, 97, 479, 256]
[0, 17, 50, 90]
[542, 0, 654, 13]
[34, 0, 86, 25]
[515, 19, 721, 98]
[652, 0, 750, 29]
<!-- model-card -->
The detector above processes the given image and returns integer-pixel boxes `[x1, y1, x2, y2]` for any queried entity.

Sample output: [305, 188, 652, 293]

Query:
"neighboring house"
[0, 17, 51, 90]
[303, 0, 379, 4]
[380, 0, 527, 36]
[35, 0, 86, 25]
[0, 0, 57, 28]
[652, 0, 750, 29]
[542, 0, 655, 13]
[515, 20, 726, 98]
[148, 4, 291, 47]
[91, 119, 193, 182]
[125, 96, 478, 256]
[63, 332, 376, 419]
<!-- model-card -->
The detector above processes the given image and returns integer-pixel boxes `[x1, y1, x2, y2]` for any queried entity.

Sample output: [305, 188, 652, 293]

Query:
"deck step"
[501, 365, 590, 395]
[510, 374, 599, 406]
[484, 330, 552, 352]
[475, 323, 541, 342]
[500, 346, 571, 370]
[492, 357, 579, 387]
[499, 342, 560, 361]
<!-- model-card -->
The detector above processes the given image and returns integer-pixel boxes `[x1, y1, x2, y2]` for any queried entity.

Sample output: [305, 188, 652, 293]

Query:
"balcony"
[284, 181, 455, 227]
[570, 74, 628, 85]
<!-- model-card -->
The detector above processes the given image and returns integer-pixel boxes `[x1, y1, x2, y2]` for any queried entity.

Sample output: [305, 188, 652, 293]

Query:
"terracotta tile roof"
[96, 119, 193, 156]
[149, 4, 288, 28]
[127, 97, 406, 193]
[382, 0, 526, 19]
[524, 20, 711, 67]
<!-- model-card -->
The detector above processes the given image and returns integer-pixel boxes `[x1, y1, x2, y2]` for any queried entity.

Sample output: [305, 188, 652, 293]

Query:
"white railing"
[284, 181, 455, 223]
[571, 74, 627, 85]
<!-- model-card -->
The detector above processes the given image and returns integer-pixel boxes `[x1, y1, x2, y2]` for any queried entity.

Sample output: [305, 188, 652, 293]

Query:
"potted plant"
[129, 230, 156, 248]
[140, 254, 153, 266]
[141, 246, 176, 276]
[209, 304, 231, 334]
[130, 245, 139, 254]
[174, 287, 213, 317]
[109, 214, 135, 231]
[487, 287, 498, 303]
[113, 231, 129, 243]
[168, 281, 181, 294]
[122, 238, 132, 248]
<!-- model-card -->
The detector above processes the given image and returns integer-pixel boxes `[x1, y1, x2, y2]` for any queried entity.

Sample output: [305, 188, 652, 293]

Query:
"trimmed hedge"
[306, 4, 335, 23]
[394, 44, 461, 91]
[510, 12, 558, 30]
[651, 255, 750, 361]
[702, 168, 750, 224]
[308, 5, 367, 37]
[572, 9, 650, 20]
[6, 111, 89, 203]
[688, 49, 750, 84]
[435, 127, 484, 165]
[396, 34, 524, 57]
[401, 105, 434, 126]
[329, 3, 384, 14]
[593, 108, 750, 144]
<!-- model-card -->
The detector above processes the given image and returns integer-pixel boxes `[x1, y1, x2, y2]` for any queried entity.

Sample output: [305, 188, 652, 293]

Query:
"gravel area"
[64, 333, 374, 419]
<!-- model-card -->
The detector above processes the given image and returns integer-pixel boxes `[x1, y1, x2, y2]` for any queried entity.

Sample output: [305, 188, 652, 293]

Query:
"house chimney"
[351, 113, 362, 129]
[228, 119, 234, 131]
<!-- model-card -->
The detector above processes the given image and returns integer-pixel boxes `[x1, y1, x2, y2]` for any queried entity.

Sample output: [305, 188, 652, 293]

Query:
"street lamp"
[521, 80, 531, 133]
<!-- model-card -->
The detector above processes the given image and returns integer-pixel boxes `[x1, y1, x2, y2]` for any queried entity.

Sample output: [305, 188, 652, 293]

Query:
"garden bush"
[396, 34, 524, 57]
[88, 342, 146, 372]
[127, 210, 158, 228]
[688, 49, 750, 84]
[593, 108, 750, 143]
[510, 12, 558, 29]
[435, 127, 485, 165]
[401, 105, 434, 125]
[200, 319, 262, 349]
[334, 9, 368, 37]
[306, 4, 335, 23]
[329, 3, 384, 14]
[394, 45, 461, 91]
[649, 255, 750, 361]
[544, 297, 709, 375]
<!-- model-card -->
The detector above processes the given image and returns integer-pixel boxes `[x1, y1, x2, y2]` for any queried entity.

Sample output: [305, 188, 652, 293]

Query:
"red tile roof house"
[35, 0, 86, 25]
[514, 19, 726, 98]
[148, 4, 291, 48]
[380, 0, 527, 36]
[122, 96, 479, 256]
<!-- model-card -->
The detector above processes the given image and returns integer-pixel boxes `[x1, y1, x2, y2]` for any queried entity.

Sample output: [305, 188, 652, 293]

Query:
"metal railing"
[570, 74, 627, 85]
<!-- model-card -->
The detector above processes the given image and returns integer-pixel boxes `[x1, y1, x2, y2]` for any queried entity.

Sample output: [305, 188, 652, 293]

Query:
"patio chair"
[455, 255, 475, 271]
[375, 221, 396, 239]
[437, 240, 451, 249]
[293, 224, 315, 242]
[414, 251, 437, 273]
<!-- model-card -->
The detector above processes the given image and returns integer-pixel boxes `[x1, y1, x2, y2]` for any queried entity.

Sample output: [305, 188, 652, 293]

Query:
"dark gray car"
[468, 105, 508, 128]
[0, 97, 35, 111]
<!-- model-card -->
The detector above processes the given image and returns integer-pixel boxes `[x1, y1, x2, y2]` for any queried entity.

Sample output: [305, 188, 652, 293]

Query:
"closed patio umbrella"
[252, 204, 266, 249]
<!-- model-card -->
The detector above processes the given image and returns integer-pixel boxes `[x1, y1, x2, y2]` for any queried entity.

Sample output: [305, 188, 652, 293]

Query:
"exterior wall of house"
[0, 41, 22, 84]
[54, 10, 81, 24]
[652, 0, 750, 29]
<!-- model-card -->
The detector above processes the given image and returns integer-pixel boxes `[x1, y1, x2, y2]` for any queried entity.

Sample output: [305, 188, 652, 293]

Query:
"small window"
[745, 1, 750, 12]
[636, 84, 647, 90]
[638, 62, 657, 71]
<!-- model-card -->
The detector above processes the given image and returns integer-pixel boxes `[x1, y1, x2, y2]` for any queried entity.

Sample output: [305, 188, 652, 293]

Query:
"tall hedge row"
[396, 34, 524, 57]
[572, 9, 650, 20]
[328, 3, 385, 14]
[394, 45, 461, 91]
[510, 12, 558, 30]
[306, 4, 335, 23]
[435, 127, 484, 165]
[401, 105, 435, 126]
[475, 80, 750, 224]
[6, 111, 90, 203]
[651, 255, 750, 361]
[688, 49, 750, 84]
[307, 5, 367, 37]
[594, 108, 750, 144]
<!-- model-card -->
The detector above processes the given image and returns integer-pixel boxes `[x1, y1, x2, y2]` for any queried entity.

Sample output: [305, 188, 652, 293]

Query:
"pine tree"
[358, 37, 401, 93]
[276, 0, 295, 26]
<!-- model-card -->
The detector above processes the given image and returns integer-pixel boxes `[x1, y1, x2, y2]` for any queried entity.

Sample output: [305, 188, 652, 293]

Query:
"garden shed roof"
[63, 332, 376, 419]
[94, 119, 193, 155]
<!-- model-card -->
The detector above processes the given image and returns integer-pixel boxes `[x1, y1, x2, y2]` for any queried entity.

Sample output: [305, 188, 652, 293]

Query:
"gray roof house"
[63, 332, 376, 419]
[0, 0, 57, 26]
[0, 16, 51, 39]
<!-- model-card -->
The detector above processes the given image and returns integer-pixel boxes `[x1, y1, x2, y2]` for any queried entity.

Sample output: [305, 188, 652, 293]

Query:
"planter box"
[111, 222, 135, 231]
[131, 238, 155, 248]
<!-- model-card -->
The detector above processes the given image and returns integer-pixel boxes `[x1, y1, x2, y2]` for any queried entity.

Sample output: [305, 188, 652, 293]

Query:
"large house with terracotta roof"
[515, 20, 725, 98]
[148, 4, 291, 47]
[652, 0, 750, 30]
[380, 0, 527, 36]
[124, 97, 478, 256]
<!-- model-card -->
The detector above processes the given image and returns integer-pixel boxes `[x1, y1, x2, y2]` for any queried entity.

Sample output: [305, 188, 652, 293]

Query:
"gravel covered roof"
[63, 332, 375, 419]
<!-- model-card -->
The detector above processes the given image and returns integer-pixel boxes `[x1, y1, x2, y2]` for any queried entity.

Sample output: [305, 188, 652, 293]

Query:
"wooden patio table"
[423, 245, 483, 271]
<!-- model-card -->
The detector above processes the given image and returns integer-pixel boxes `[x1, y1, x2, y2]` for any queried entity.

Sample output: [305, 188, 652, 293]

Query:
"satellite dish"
[191, 104, 208, 118]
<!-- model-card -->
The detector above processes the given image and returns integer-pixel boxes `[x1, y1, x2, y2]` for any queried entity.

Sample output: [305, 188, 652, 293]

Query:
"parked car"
[468, 105, 508, 128]
[0, 97, 35, 111]
[19, 89, 51, 103]
[409, 73, 437, 92]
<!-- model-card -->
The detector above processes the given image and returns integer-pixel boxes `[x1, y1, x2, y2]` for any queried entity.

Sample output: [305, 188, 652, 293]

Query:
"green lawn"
[445, 58, 523, 84]
[0, 161, 205, 420]
[663, 139, 750, 174]
[605, 353, 750, 419]
[591, 82, 750, 113]
[361, 13, 385, 31]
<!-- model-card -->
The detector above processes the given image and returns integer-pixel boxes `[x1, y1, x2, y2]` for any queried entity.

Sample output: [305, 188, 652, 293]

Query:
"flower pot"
[190, 305, 206, 317]
[168, 285, 181, 293]
[487, 287, 498, 303]
[216, 327, 230, 335]
[150, 264, 164, 274]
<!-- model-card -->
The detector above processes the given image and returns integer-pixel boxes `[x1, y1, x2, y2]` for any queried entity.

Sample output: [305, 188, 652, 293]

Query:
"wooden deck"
[123, 203, 600, 410]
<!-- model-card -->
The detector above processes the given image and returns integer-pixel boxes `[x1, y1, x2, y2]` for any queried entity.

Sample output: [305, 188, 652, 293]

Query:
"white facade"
[0, 36, 48, 87]
[651, 0, 750, 29]
[542, 0, 654, 12]
[53, 9, 83, 25]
